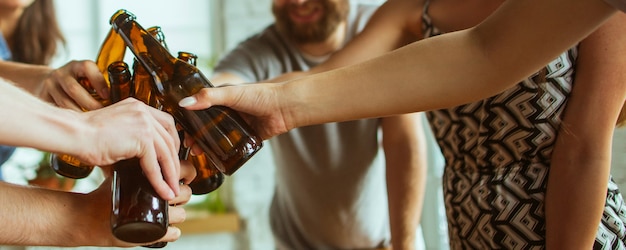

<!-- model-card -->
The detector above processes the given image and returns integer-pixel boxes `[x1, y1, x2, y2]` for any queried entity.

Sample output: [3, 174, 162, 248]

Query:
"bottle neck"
[112, 17, 177, 87]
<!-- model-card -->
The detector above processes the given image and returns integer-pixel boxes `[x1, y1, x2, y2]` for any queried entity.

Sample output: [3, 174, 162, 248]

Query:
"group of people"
[0, 0, 625, 249]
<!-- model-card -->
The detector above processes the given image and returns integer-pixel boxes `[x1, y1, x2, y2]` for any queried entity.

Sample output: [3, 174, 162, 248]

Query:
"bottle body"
[111, 158, 168, 243]
[111, 9, 263, 176]
[108, 61, 168, 244]
[160, 68, 263, 175]
[189, 152, 224, 195]
[177, 51, 225, 194]
[49, 154, 94, 179]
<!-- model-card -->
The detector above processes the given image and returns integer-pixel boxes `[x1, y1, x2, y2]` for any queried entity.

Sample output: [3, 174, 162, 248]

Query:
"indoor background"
[0, 0, 623, 250]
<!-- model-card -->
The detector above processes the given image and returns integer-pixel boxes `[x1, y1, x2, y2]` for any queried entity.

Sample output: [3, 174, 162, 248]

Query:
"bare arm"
[181, 0, 617, 140]
[0, 79, 181, 199]
[266, 0, 422, 83]
[545, 12, 626, 249]
[383, 112, 427, 250]
[210, 71, 249, 86]
[0, 160, 195, 246]
[0, 60, 51, 94]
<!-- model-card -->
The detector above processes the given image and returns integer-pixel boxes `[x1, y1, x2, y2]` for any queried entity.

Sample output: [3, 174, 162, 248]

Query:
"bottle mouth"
[110, 9, 136, 27]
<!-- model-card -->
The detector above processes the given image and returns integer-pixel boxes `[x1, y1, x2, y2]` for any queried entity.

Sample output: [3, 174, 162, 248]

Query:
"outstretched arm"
[265, 0, 422, 83]
[0, 79, 181, 199]
[181, 0, 617, 140]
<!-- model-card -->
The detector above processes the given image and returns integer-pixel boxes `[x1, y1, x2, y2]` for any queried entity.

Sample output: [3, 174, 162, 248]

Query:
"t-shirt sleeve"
[603, 0, 626, 12]
[213, 42, 265, 83]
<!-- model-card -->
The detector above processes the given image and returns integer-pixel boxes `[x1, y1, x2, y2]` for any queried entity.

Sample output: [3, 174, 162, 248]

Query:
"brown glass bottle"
[132, 26, 166, 108]
[108, 61, 168, 244]
[110, 9, 263, 176]
[50, 27, 128, 179]
[177, 51, 225, 194]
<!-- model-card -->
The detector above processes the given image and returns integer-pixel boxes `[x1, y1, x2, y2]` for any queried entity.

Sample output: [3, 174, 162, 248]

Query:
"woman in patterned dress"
[176, 0, 626, 248]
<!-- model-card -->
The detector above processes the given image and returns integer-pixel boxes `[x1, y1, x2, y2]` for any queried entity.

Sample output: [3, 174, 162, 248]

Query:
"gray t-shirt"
[213, 3, 388, 249]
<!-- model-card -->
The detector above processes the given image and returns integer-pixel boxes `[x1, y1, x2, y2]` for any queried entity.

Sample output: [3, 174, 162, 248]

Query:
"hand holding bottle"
[79, 98, 181, 199]
[39, 59, 108, 112]
[73, 159, 194, 247]
[178, 83, 290, 142]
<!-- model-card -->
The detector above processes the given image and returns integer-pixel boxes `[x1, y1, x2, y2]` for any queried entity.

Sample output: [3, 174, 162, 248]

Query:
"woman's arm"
[181, 0, 618, 140]
[383, 112, 427, 250]
[266, 0, 423, 83]
[0, 59, 107, 112]
[546, 12, 626, 249]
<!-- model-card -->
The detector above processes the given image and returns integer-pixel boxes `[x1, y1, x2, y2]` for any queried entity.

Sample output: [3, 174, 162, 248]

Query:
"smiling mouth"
[288, 2, 323, 23]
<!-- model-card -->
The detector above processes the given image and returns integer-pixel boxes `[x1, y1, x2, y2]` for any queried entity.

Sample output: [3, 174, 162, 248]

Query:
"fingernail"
[167, 189, 175, 199]
[179, 97, 197, 107]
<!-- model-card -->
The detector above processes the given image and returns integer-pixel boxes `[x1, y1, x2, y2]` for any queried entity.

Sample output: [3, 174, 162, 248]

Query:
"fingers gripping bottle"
[50, 27, 127, 179]
[110, 9, 263, 176]
[108, 61, 168, 245]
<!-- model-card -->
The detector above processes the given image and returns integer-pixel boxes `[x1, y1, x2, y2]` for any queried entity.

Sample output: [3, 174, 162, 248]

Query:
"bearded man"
[210, 0, 426, 249]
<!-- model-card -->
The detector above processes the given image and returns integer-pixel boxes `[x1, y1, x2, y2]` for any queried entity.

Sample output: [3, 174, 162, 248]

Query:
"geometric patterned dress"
[421, 2, 626, 248]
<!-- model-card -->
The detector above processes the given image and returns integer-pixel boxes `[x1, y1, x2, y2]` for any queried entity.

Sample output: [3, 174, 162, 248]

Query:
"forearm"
[284, 0, 616, 128]
[0, 182, 98, 246]
[383, 114, 427, 250]
[545, 143, 610, 248]
[546, 11, 626, 248]
[0, 80, 85, 155]
[0, 60, 52, 95]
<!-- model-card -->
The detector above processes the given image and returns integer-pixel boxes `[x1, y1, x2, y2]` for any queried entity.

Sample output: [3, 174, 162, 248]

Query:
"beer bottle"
[110, 9, 263, 176]
[108, 61, 168, 244]
[132, 26, 166, 108]
[177, 51, 225, 195]
[50, 27, 128, 179]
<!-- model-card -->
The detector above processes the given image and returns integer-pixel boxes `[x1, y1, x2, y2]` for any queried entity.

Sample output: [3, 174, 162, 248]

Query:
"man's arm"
[0, 171, 192, 246]
[210, 71, 249, 86]
[382, 112, 427, 250]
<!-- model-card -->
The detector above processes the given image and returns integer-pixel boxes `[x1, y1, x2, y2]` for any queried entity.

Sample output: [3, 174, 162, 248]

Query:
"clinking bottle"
[50, 26, 127, 179]
[177, 51, 225, 195]
[110, 9, 263, 176]
[108, 61, 168, 244]
[132, 26, 165, 108]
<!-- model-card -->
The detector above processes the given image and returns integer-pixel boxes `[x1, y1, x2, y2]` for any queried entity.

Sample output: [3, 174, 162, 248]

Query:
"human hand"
[78, 98, 181, 199]
[179, 83, 290, 139]
[85, 159, 194, 247]
[40, 60, 107, 112]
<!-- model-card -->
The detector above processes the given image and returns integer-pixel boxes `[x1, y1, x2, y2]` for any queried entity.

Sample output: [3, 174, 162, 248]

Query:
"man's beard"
[273, 0, 349, 44]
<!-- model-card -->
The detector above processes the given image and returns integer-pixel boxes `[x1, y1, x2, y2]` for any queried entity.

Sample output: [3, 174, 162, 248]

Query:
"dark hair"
[11, 0, 66, 65]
